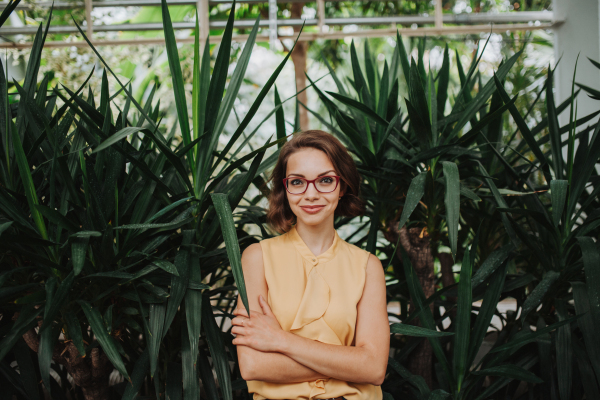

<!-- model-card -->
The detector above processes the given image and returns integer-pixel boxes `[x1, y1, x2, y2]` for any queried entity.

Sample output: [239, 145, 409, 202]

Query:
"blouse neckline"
[288, 225, 340, 265]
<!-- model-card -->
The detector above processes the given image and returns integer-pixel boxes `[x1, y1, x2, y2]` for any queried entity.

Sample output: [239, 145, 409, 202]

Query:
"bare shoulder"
[238, 243, 267, 312]
[242, 243, 265, 287]
[365, 253, 384, 278]
[366, 253, 383, 269]
[241, 243, 264, 276]
[242, 242, 263, 262]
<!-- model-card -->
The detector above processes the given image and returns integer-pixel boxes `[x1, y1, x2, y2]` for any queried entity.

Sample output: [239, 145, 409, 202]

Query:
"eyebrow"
[287, 170, 336, 178]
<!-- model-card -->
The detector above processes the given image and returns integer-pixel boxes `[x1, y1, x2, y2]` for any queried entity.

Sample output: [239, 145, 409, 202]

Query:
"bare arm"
[276, 254, 390, 385]
[234, 243, 327, 382]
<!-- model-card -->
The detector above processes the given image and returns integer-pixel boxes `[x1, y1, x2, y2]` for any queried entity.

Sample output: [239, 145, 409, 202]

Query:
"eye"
[290, 178, 304, 186]
[318, 176, 334, 184]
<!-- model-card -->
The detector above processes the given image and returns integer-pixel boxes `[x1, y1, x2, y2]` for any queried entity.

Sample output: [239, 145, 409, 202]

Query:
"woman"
[231, 130, 390, 400]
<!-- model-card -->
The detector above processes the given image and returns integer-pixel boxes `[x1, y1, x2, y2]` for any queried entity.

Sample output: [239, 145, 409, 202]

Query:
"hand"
[231, 295, 287, 353]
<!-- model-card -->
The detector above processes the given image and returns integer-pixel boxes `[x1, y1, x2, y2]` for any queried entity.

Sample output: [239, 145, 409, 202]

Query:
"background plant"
[305, 32, 600, 399]
[1, 0, 600, 399]
[0, 1, 296, 399]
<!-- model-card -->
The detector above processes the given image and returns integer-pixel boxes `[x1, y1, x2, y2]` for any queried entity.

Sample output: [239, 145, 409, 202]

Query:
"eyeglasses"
[283, 175, 342, 194]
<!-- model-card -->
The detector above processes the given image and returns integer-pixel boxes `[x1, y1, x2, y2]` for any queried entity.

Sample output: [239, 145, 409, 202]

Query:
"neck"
[295, 219, 336, 257]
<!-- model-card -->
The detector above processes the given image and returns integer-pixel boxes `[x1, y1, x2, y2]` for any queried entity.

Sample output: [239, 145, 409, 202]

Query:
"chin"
[294, 211, 334, 227]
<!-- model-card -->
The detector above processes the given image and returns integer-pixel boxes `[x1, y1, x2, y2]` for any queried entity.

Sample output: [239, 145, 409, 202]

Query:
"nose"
[303, 181, 320, 199]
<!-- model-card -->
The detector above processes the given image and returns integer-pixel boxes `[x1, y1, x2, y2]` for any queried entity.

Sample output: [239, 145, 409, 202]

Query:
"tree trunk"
[438, 252, 457, 320]
[383, 224, 435, 388]
[290, 2, 309, 130]
[439, 252, 455, 289]
[22, 326, 113, 400]
[399, 227, 435, 388]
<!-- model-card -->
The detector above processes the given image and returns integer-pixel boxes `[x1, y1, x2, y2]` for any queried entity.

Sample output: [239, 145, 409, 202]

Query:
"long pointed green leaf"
[327, 91, 389, 128]
[349, 40, 372, 109]
[0, 305, 43, 361]
[164, 231, 193, 334]
[471, 244, 513, 288]
[0, 0, 21, 28]
[388, 357, 430, 399]
[181, 320, 200, 400]
[274, 85, 286, 148]
[436, 45, 450, 120]
[161, 0, 193, 176]
[11, 123, 48, 240]
[442, 161, 460, 259]
[578, 237, 600, 328]
[453, 246, 472, 392]
[78, 300, 130, 380]
[149, 303, 166, 377]
[572, 335, 600, 400]
[40, 272, 74, 334]
[471, 365, 543, 384]
[185, 232, 202, 373]
[555, 298, 572, 400]
[467, 262, 508, 368]
[198, 347, 220, 399]
[397, 171, 427, 230]
[122, 348, 149, 400]
[39, 278, 57, 394]
[477, 162, 520, 247]
[210, 23, 303, 175]
[92, 127, 144, 153]
[210, 193, 249, 314]
[490, 315, 577, 354]
[72, 236, 89, 276]
[213, 16, 261, 137]
[204, 0, 237, 144]
[64, 312, 85, 357]
[201, 295, 232, 400]
[572, 282, 600, 384]
[390, 323, 454, 337]
[521, 270, 560, 323]
[493, 74, 551, 183]
[551, 180, 568, 227]
[445, 51, 522, 143]
[546, 68, 564, 179]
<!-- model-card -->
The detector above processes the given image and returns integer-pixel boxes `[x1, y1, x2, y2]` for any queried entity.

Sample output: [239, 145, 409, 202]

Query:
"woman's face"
[285, 148, 344, 228]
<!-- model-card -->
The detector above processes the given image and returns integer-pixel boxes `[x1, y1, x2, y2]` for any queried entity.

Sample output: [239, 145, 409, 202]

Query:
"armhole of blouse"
[257, 240, 269, 292]
[363, 250, 371, 271]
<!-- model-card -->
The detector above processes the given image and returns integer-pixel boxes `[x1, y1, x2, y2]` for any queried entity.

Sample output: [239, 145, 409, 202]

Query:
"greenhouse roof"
[1, 0, 560, 49]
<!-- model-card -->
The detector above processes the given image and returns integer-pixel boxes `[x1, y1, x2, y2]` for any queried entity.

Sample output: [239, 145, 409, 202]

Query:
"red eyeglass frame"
[282, 175, 342, 194]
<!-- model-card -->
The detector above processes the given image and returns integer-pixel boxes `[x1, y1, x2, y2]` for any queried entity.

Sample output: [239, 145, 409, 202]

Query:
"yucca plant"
[307, 34, 600, 399]
[306, 34, 523, 386]
[0, 0, 303, 398]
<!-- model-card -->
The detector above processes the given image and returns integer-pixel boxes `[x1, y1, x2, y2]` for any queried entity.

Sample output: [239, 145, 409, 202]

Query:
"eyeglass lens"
[286, 176, 338, 194]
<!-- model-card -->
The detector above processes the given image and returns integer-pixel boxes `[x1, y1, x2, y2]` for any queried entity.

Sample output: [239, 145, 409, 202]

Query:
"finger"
[231, 326, 246, 335]
[234, 307, 249, 317]
[232, 336, 246, 346]
[231, 317, 244, 326]
[258, 295, 274, 317]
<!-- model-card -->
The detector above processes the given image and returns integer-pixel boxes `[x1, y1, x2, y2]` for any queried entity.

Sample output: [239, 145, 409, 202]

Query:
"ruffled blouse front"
[246, 225, 383, 400]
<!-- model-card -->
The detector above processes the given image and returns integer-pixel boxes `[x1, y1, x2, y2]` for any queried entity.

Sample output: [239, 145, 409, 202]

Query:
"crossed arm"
[232, 243, 390, 386]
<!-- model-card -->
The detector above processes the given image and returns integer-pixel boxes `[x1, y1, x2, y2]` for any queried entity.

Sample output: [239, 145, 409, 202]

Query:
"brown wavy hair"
[266, 130, 365, 233]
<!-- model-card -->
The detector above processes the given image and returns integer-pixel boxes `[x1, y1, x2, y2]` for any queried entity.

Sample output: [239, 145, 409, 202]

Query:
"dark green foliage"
[0, 4, 294, 399]
[307, 36, 600, 399]
[1, 3, 600, 399]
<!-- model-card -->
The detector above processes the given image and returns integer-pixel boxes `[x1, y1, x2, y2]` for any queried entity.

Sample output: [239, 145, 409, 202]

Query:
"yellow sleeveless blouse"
[246, 225, 383, 400]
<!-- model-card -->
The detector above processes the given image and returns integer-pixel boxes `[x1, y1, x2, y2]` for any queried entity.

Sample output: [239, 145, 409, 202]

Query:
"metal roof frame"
[0, 0, 562, 49]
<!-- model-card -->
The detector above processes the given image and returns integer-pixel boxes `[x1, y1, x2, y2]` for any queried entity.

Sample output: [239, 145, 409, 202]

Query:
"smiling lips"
[300, 205, 325, 214]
